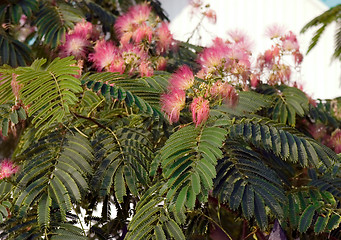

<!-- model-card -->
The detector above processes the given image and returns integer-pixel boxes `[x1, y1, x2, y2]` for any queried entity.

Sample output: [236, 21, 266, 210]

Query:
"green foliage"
[214, 142, 286, 229]
[81, 71, 170, 117]
[229, 119, 337, 167]
[34, 1, 84, 48]
[284, 189, 341, 233]
[0, 0, 38, 24]
[0, 103, 26, 136]
[159, 125, 227, 212]
[301, 4, 341, 61]
[126, 183, 185, 240]
[268, 85, 309, 126]
[90, 126, 154, 202]
[0, 32, 32, 67]
[0, 57, 82, 136]
[13, 132, 91, 229]
[0, 1, 341, 239]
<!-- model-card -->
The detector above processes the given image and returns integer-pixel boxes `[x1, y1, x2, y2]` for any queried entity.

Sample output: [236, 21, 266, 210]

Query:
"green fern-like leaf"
[214, 142, 286, 229]
[301, 4, 341, 59]
[38, 193, 51, 229]
[229, 119, 337, 168]
[9, 57, 82, 136]
[34, 2, 84, 48]
[51, 223, 87, 240]
[159, 125, 227, 216]
[217, 91, 273, 116]
[85, 1, 116, 34]
[0, 103, 27, 136]
[0, 0, 38, 23]
[91, 127, 154, 202]
[13, 131, 92, 224]
[267, 85, 309, 126]
[0, 200, 11, 223]
[81, 71, 170, 116]
[0, 32, 32, 67]
[126, 183, 185, 240]
[284, 189, 340, 233]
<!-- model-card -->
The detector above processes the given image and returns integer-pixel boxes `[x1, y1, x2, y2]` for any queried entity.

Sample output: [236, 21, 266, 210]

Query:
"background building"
[160, 0, 341, 99]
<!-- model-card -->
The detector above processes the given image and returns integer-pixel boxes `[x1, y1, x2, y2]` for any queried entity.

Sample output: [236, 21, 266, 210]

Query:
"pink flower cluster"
[114, 3, 174, 54]
[59, 19, 97, 60]
[59, 3, 174, 78]
[160, 61, 240, 127]
[0, 159, 18, 179]
[161, 66, 194, 124]
[256, 25, 303, 86]
[209, 80, 238, 107]
[191, 97, 210, 127]
[196, 30, 252, 87]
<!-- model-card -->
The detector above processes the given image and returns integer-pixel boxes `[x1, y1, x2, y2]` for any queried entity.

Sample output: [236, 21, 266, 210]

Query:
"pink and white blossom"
[59, 33, 90, 59]
[190, 97, 210, 127]
[281, 31, 300, 51]
[115, 3, 152, 44]
[133, 23, 153, 43]
[73, 19, 97, 39]
[156, 22, 173, 54]
[0, 159, 18, 179]
[160, 89, 186, 124]
[139, 61, 153, 77]
[168, 65, 194, 91]
[89, 40, 118, 71]
[204, 9, 217, 24]
[265, 24, 286, 39]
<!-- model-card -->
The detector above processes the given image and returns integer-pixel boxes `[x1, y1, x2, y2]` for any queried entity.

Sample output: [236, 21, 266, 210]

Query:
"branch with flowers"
[0, 1, 341, 239]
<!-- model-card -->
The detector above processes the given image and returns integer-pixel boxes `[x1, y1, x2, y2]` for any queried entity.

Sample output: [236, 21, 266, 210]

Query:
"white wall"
[160, 0, 341, 99]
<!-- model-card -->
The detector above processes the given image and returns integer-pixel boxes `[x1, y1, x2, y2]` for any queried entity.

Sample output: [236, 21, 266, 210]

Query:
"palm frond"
[301, 4, 341, 56]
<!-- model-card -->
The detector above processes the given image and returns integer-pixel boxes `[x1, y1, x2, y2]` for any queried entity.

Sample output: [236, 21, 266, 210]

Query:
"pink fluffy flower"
[60, 33, 90, 59]
[190, 0, 203, 8]
[89, 40, 118, 71]
[121, 44, 149, 74]
[160, 89, 186, 124]
[168, 65, 194, 91]
[228, 29, 248, 43]
[278, 65, 291, 84]
[109, 54, 126, 74]
[250, 74, 260, 88]
[156, 22, 173, 54]
[0, 159, 18, 179]
[265, 24, 286, 39]
[293, 50, 303, 65]
[133, 23, 153, 43]
[281, 31, 299, 51]
[191, 97, 210, 127]
[73, 19, 95, 39]
[139, 61, 153, 77]
[129, 3, 152, 24]
[210, 81, 238, 107]
[197, 38, 231, 73]
[115, 3, 152, 44]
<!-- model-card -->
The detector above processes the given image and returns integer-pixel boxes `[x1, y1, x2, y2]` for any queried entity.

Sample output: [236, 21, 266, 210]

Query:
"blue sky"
[320, 0, 341, 7]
